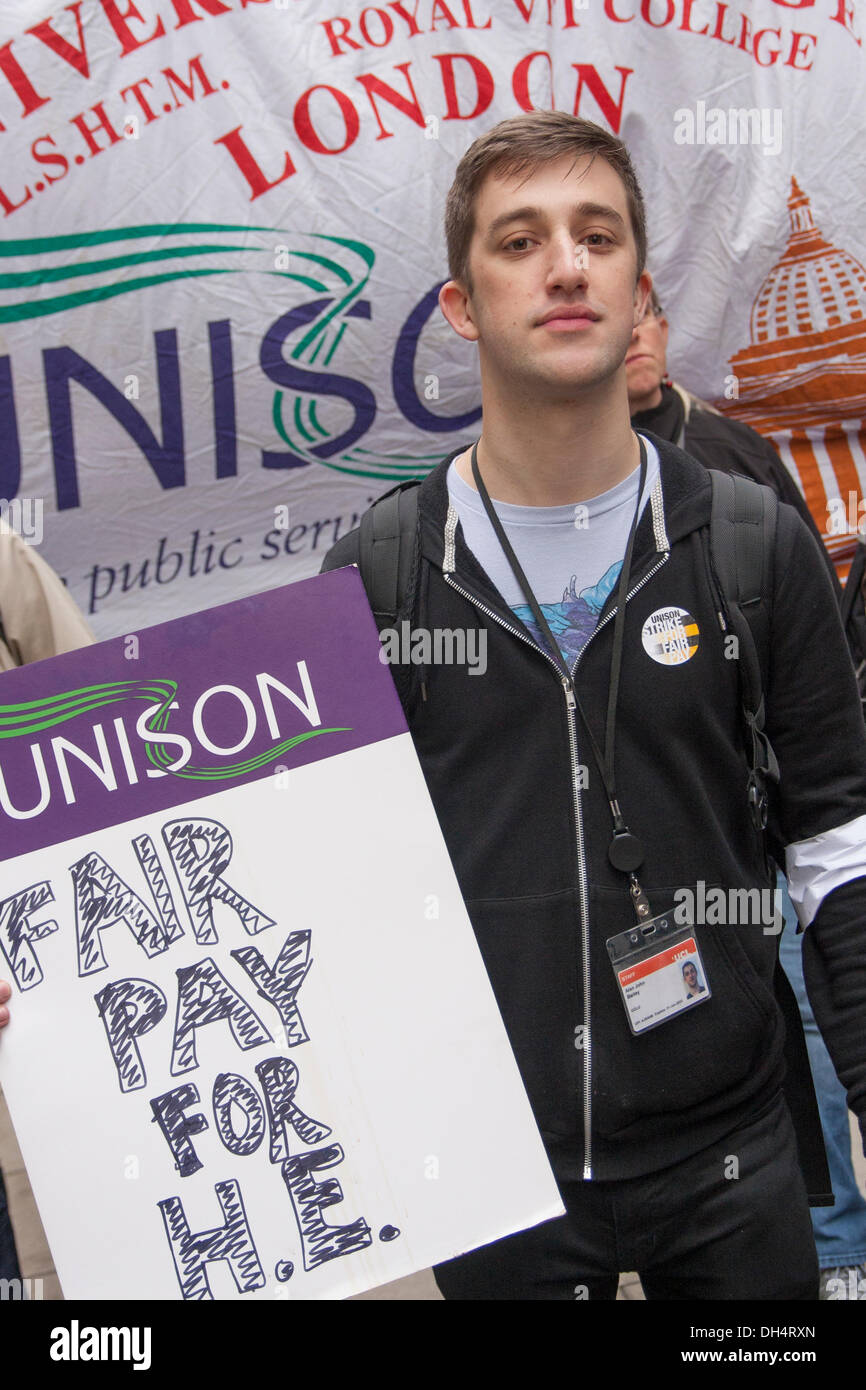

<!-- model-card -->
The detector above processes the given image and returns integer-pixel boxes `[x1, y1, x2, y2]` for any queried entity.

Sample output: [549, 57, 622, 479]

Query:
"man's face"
[683, 963, 698, 990]
[441, 153, 651, 403]
[626, 305, 670, 414]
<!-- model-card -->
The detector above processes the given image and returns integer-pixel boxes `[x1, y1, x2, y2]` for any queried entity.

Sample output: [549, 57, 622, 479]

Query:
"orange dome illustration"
[718, 178, 866, 577]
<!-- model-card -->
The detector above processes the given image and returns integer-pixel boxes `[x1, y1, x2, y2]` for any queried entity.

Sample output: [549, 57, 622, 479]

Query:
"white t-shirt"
[447, 436, 660, 669]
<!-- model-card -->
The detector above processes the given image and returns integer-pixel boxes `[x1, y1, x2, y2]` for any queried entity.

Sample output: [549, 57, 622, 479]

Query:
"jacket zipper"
[443, 551, 668, 1181]
[568, 553, 668, 1178]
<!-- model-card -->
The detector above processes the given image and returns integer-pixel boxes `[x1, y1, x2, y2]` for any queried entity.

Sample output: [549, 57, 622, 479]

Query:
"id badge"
[606, 909, 711, 1036]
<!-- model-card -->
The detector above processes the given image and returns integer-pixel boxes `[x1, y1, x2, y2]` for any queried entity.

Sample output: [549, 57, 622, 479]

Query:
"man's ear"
[633, 270, 653, 327]
[439, 279, 480, 343]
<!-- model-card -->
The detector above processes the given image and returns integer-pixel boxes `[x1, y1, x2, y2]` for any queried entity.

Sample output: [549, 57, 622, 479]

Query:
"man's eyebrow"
[485, 202, 626, 240]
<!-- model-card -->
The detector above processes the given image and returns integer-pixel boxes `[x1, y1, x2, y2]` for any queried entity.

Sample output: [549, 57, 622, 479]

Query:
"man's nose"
[546, 231, 589, 292]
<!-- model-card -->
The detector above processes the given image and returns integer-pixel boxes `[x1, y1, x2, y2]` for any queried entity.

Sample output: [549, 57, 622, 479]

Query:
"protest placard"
[0, 567, 562, 1299]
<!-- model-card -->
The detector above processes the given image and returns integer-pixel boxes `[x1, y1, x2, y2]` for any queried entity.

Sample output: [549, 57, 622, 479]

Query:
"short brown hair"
[444, 110, 647, 289]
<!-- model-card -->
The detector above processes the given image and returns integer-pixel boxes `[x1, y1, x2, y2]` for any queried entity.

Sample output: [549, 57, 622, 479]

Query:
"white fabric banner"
[1, 0, 863, 630]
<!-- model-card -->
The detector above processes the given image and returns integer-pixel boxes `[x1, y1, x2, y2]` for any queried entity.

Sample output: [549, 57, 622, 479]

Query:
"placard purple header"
[0, 567, 405, 860]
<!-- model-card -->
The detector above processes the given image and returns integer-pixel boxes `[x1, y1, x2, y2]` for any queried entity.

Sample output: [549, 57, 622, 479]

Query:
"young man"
[320, 111, 866, 1300]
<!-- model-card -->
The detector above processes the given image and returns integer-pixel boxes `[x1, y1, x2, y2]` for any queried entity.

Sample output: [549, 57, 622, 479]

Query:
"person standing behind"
[627, 288, 833, 562]
[627, 292, 866, 1300]
[0, 519, 94, 1288]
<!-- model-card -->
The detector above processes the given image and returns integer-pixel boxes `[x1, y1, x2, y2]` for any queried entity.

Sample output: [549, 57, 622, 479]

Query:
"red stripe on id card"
[618, 937, 698, 987]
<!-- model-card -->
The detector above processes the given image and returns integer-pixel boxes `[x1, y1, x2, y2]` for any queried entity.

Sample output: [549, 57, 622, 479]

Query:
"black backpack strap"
[709, 470, 780, 832]
[841, 536, 866, 716]
[358, 481, 421, 625]
[840, 535, 865, 630]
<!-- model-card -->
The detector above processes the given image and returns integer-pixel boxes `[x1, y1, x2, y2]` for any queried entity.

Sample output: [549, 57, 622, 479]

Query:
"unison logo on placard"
[0, 663, 349, 822]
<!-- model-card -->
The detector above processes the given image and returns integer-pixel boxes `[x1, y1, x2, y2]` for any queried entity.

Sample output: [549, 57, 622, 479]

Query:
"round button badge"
[641, 607, 700, 666]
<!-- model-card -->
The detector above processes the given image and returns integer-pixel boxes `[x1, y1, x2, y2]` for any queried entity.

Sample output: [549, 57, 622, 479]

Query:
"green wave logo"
[0, 678, 349, 781]
[0, 223, 324, 321]
[3, 224, 441, 482]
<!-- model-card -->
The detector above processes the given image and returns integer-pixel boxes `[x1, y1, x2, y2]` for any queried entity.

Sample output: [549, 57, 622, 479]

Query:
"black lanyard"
[470, 437, 651, 912]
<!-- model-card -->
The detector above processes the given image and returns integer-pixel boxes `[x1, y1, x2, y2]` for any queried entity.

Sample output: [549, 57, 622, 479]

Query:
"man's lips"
[538, 307, 599, 328]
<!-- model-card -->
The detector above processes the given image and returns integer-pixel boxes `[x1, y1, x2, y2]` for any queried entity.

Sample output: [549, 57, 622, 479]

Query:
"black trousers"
[434, 1094, 819, 1300]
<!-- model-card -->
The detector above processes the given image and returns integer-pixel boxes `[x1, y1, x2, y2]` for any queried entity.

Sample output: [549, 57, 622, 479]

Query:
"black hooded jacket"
[322, 435, 866, 1189]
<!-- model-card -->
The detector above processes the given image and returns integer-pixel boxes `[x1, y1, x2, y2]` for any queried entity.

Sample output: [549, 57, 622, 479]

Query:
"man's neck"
[454, 381, 641, 506]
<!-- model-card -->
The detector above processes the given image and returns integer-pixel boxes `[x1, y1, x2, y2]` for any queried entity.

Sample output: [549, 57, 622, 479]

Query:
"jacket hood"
[415, 431, 716, 580]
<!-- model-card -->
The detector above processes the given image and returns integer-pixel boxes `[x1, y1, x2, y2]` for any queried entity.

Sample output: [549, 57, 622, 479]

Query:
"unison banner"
[0, 566, 563, 1299]
[0, 0, 863, 629]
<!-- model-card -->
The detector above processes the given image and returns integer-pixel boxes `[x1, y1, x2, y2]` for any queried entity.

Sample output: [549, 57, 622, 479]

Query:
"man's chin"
[534, 368, 625, 403]
[490, 352, 631, 410]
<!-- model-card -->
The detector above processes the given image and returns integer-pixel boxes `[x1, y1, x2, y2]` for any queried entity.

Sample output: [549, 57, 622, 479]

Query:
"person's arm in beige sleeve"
[0, 530, 93, 1015]
[0, 523, 94, 671]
